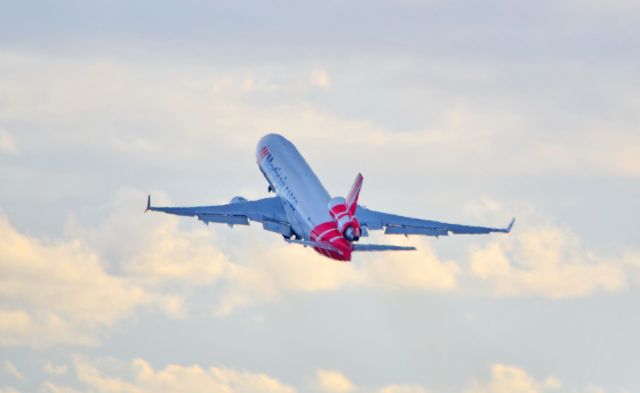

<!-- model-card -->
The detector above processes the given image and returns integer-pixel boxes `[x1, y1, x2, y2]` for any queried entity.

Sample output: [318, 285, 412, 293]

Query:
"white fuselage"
[256, 134, 333, 239]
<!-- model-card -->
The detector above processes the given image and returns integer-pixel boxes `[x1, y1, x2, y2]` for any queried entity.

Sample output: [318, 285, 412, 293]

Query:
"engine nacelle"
[230, 196, 248, 204]
[328, 197, 361, 241]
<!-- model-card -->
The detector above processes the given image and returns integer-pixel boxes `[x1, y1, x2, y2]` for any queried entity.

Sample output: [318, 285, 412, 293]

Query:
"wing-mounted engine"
[230, 196, 248, 204]
[327, 173, 364, 242]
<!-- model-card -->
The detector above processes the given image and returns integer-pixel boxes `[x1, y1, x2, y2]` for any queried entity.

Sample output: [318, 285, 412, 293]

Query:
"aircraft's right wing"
[145, 195, 294, 237]
[356, 206, 514, 237]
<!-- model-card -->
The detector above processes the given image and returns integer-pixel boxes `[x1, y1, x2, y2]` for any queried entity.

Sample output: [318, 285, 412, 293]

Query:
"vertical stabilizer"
[346, 173, 363, 215]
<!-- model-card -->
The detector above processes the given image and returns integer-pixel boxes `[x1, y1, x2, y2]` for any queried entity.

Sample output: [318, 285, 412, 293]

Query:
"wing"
[145, 195, 293, 237]
[356, 206, 514, 237]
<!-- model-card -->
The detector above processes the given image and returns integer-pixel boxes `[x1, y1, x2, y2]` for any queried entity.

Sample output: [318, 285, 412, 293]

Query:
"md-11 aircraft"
[146, 133, 514, 261]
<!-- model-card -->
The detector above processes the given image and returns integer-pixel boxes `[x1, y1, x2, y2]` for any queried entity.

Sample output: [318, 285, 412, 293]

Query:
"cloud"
[377, 385, 431, 393]
[214, 234, 460, 315]
[463, 364, 560, 393]
[463, 198, 633, 298]
[469, 225, 627, 298]
[44, 362, 69, 376]
[0, 212, 183, 348]
[214, 241, 364, 316]
[5, 184, 633, 337]
[313, 369, 356, 393]
[14, 357, 616, 393]
[361, 236, 460, 291]
[584, 386, 608, 393]
[2, 184, 635, 346]
[3, 361, 24, 382]
[70, 356, 296, 393]
[0, 184, 461, 349]
[2, 50, 639, 187]
[84, 192, 229, 286]
[0, 130, 18, 154]
[310, 69, 331, 89]
[337, 364, 561, 393]
[40, 383, 81, 393]
[68, 189, 459, 317]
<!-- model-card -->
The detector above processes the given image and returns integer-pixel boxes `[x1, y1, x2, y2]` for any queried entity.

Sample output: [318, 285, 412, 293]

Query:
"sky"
[1, 1, 639, 392]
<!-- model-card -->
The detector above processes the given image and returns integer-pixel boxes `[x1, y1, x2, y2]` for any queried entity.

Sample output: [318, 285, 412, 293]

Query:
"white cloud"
[361, 236, 460, 291]
[214, 242, 363, 316]
[464, 199, 637, 299]
[0, 184, 461, 347]
[2, 184, 635, 346]
[44, 362, 69, 376]
[377, 385, 431, 393]
[214, 234, 460, 315]
[40, 383, 82, 393]
[469, 226, 627, 298]
[463, 364, 560, 393]
[621, 252, 640, 285]
[70, 356, 296, 393]
[3, 361, 24, 382]
[0, 130, 18, 154]
[1, 50, 638, 184]
[310, 69, 331, 89]
[15, 358, 617, 393]
[317, 364, 561, 393]
[0, 211, 185, 348]
[314, 369, 355, 393]
[68, 190, 459, 317]
[584, 386, 608, 393]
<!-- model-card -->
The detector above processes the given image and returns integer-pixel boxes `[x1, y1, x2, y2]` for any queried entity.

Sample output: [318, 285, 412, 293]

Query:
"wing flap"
[384, 225, 449, 236]
[197, 214, 249, 225]
[357, 206, 514, 237]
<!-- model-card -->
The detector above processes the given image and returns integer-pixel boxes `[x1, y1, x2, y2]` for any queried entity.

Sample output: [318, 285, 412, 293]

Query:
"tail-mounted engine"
[327, 173, 364, 242]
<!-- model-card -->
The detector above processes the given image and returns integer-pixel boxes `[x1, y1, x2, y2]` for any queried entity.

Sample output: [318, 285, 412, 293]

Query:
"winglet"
[505, 217, 516, 233]
[145, 195, 151, 212]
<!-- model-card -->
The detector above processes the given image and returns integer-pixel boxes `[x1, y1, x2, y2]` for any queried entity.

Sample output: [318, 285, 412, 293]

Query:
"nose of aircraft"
[256, 133, 287, 162]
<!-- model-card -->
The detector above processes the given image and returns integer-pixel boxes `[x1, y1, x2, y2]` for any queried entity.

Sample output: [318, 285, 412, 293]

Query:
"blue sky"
[1, 1, 639, 392]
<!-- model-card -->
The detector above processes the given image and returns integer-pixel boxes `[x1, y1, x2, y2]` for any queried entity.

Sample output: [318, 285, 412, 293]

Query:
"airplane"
[146, 133, 514, 261]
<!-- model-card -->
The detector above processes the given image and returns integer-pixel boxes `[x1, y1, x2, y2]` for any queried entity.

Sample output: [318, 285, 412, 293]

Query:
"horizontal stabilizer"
[285, 238, 341, 253]
[352, 244, 416, 252]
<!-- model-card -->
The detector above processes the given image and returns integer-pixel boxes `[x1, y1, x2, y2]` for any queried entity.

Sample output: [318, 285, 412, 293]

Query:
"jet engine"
[230, 196, 248, 204]
[328, 197, 361, 241]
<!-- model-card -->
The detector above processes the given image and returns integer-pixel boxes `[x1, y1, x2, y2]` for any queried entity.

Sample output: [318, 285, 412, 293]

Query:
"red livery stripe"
[258, 146, 270, 161]
[309, 221, 352, 261]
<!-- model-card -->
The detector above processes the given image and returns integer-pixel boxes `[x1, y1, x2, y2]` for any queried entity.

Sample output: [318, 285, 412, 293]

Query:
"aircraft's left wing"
[356, 206, 514, 237]
[145, 195, 293, 237]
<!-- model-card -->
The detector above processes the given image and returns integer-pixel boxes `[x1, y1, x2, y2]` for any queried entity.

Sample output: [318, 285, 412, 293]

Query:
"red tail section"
[346, 173, 363, 215]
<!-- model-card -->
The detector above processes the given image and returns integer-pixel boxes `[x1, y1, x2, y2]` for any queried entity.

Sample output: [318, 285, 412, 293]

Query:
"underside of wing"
[146, 195, 293, 237]
[356, 205, 514, 237]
